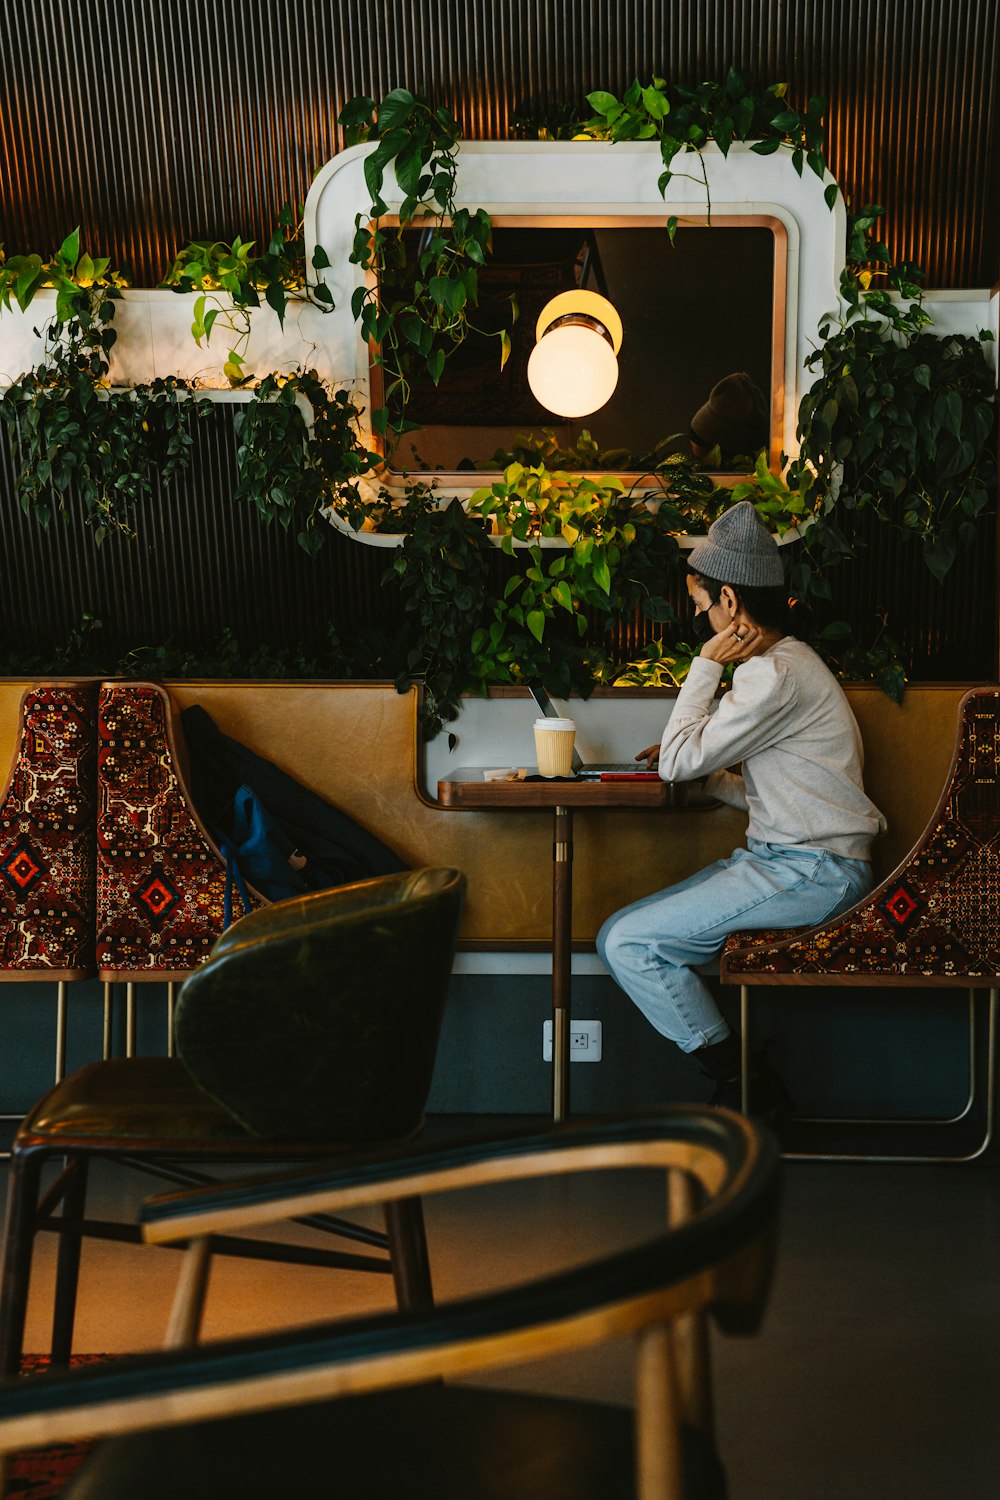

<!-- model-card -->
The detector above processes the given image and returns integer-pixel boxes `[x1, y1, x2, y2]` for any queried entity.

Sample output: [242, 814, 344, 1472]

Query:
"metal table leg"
[552, 805, 573, 1121]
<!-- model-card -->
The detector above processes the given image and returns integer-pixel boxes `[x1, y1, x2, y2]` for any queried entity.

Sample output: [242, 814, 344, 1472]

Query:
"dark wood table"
[435, 770, 689, 1120]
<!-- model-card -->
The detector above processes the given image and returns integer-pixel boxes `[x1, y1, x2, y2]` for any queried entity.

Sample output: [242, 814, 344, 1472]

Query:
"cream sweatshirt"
[658, 637, 887, 860]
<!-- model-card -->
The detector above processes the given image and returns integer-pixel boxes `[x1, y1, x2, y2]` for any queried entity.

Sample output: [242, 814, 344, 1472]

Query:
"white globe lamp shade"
[526, 291, 623, 420]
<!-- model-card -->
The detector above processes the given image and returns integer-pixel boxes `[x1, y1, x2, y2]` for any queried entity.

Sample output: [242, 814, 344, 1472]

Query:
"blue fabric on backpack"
[225, 783, 313, 907]
[181, 705, 409, 897]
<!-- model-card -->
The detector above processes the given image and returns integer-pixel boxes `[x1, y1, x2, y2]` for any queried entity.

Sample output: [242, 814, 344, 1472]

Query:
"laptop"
[528, 686, 661, 779]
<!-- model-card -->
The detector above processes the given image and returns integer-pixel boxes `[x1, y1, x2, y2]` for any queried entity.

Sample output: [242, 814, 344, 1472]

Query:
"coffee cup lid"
[534, 717, 576, 731]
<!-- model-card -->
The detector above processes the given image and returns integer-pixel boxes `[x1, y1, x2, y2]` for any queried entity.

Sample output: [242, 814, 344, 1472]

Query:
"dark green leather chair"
[0, 867, 466, 1376]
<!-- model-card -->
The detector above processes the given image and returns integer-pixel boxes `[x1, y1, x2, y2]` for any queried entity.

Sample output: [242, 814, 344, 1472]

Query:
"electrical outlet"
[542, 1019, 603, 1062]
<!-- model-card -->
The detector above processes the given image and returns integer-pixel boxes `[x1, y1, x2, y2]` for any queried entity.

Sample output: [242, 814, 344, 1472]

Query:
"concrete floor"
[4, 1137, 1000, 1499]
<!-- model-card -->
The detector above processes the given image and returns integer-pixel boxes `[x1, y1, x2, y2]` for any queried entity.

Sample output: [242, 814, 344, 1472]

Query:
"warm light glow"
[526, 290, 623, 419]
[527, 325, 620, 418]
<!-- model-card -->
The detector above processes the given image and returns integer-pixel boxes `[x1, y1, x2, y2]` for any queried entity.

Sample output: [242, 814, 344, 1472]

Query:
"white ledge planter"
[0, 288, 341, 390]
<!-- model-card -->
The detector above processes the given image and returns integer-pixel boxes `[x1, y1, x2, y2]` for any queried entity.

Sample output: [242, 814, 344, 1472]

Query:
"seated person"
[597, 502, 887, 1121]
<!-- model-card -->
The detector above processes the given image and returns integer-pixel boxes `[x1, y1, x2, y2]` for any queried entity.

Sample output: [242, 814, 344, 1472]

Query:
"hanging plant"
[161, 203, 334, 384]
[383, 489, 497, 737]
[233, 371, 378, 554]
[519, 69, 833, 236]
[338, 88, 515, 447]
[789, 206, 996, 583]
[723, 206, 996, 698]
[0, 230, 212, 541]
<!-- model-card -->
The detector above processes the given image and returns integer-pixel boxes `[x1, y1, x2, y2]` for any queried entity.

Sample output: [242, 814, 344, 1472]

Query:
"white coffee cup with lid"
[533, 717, 576, 777]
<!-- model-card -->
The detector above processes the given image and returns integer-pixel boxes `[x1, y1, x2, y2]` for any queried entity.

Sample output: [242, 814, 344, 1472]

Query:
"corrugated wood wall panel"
[1, 0, 997, 288]
[0, 405, 993, 682]
[0, 408, 400, 666]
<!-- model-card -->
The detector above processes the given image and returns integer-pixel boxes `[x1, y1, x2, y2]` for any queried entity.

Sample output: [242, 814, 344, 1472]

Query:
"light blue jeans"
[596, 839, 874, 1054]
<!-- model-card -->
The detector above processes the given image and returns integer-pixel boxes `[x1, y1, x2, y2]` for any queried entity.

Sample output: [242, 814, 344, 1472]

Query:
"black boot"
[697, 1038, 793, 1129]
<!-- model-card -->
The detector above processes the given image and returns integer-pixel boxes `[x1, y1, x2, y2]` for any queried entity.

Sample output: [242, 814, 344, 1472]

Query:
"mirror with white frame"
[305, 140, 846, 513]
[372, 215, 786, 480]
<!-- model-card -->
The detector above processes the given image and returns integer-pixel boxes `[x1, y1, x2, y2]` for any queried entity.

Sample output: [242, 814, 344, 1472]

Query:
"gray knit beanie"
[686, 501, 784, 588]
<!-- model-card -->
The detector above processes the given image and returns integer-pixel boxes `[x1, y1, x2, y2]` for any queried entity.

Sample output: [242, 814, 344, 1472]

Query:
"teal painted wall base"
[425, 974, 973, 1120]
[0, 974, 974, 1134]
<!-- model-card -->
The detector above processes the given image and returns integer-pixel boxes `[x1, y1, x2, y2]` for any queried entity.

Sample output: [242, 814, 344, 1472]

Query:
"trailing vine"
[727, 206, 997, 697]
[790, 207, 995, 583]
[0, 231, 212, 541]
[233, 372, 377, 553]
[338, 88, 514, 448]
[517, 69, 833, 236]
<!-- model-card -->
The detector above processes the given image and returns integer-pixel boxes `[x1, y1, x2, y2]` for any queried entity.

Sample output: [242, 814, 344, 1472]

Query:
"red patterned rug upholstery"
[96, 682, 262, 980]
[723, 688, 1000, 982]
[0, 685, 97, 978]
[3, 1356, 108, 1499]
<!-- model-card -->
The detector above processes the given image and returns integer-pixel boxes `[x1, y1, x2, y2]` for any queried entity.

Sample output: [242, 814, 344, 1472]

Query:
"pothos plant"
[0, 230, 212, 541]
[232, 371, 378, 554]
[338, 88, 515, 449]
[519, 68, 834, 236]
[161, 203, 334, 385]
[463, 461, 687, 684]
[726, 206, 996, 699]
[791, 207, 996, 583]
[359, 460, 706, 733]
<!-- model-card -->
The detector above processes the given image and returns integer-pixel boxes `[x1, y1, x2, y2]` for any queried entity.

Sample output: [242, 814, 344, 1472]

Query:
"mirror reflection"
[374, 218, 784, 478]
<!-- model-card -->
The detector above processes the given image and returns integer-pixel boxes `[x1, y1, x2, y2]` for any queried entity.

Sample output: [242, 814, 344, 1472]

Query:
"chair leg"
[634, 1323, 685, 1500]
[668, 1169, 713, 1437]
[741, 985, 999, 1163]
[54, 980, 69, 1085]
[383, 1196, 434, 1313]
[0, 1150, 44, 1377]
[50, 1157, 89, 1367]
[103, 982, 114, 1059]
[740, 986, 751, 1115]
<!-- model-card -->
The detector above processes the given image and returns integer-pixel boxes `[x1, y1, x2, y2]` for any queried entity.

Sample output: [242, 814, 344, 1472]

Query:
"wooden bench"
[0, 678, 987, 1134]
[722, 687, 1000, 1163]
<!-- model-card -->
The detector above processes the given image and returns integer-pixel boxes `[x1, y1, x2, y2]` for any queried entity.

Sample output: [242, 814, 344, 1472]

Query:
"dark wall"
[2, 0, 998, 289]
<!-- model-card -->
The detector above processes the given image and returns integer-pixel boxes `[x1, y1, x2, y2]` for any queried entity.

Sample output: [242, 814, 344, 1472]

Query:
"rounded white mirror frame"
[304, 140, 846, 540]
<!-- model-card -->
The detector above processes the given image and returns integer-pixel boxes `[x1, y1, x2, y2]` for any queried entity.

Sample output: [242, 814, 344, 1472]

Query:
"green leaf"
[586, 90, 620, 116]
[551, 581, 574, 613]
[377, 88, 416, 131]
[363, 150, 387, 203]
[14, 266, 45, 310]
[338, 95, 375, 129]
[526, 609, 546, 643]
[59, 228, 81, 266]
[427, 347, 446, 385]
[264, 281, 287, 325]
[923, 532, 957, 582]
[641, 84, 670, 120]
[428, 274, 451, 306]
